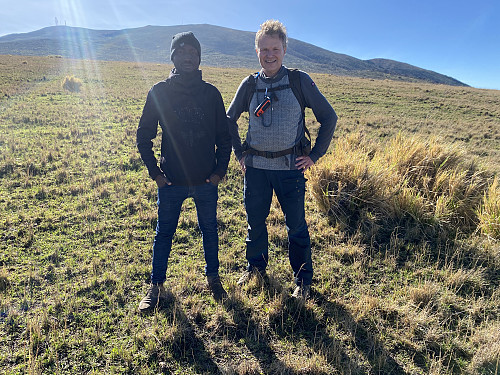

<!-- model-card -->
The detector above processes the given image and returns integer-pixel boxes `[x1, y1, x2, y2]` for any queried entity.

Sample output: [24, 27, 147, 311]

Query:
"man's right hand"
[239, 157, 246, 173]
[155, 175, 171, 188]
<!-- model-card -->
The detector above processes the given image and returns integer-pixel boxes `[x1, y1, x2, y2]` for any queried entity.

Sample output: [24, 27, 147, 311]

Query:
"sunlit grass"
[477, 177, 500, 240]
[308, 133, 495, 244]
[0, 55, 499, 374]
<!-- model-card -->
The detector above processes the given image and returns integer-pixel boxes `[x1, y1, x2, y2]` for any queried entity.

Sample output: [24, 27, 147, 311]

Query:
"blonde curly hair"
[255, 19, 288, 50]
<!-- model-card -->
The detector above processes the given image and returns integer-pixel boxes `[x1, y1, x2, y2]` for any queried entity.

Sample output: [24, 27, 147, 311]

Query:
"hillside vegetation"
[0, 25, 466, 86]
[0, 55, 499, 374]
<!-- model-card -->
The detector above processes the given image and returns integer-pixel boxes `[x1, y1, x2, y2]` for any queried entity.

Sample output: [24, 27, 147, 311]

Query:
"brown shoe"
[207, 275, 228, 301]
[138, 283, 167, 312]
[292, 284, 311, 301]
[236, 269, 267, 286]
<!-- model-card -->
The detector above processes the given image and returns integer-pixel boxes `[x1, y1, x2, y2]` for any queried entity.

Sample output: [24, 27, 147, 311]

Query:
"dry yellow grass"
[308, 132, 496, 244]
[0, 54, 499, 374]
[478, 177, 500, 239]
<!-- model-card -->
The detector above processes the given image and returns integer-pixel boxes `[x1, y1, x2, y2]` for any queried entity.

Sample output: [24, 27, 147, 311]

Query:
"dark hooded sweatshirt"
[137, 69, 231, 186]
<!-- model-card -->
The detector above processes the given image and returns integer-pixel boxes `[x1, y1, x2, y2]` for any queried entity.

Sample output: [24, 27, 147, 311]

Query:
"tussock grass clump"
[309, 132, 494, 244]
[468, 322, 500, 374]
[477, 177, 500, 240]
[407, 282, 440, 307]
[308, 133, 388, 237]
[61, 75, 82, 92]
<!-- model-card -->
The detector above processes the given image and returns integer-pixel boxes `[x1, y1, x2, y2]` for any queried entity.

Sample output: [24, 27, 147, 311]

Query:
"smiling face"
[256, 34, 286, 78]
[172, 44, 200, 73]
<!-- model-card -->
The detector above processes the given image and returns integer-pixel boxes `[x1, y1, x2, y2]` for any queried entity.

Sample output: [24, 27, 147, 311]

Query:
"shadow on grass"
[261, 279, 409, 374]
[223, 290, 292, 374]
[140, 281, 410, 374]
[312, 291, 409, 374]
[151, 293, 221, 374]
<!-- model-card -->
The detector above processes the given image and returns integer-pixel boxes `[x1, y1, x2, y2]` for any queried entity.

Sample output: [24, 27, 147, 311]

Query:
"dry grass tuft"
[477, 177, 500, 240]
[407, 282, 440, 307]
[468, 322, 500, 374]
[61, 75, 82, 92]
[445, 267, 488, 294]
[309, 132, 494, 244]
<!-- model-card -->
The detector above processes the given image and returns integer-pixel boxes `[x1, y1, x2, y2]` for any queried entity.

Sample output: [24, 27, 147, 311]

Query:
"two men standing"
[137, 20, 337, 311]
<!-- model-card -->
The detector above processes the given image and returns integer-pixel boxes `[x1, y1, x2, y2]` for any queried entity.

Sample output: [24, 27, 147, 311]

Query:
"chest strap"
[242, 131, 311, 159]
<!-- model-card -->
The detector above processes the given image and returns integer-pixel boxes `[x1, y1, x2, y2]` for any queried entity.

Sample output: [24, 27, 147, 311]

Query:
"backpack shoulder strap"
[246, 69, 304, 112]
[287, 68, 305, 112]
[245, 72, 259, 112]
[287, 68, 310, 139]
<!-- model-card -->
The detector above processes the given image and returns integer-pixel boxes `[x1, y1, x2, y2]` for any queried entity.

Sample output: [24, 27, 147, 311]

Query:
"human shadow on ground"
[140, 278, 411, 374]
[222, 286, 294, 374]
[271, 286, 410, 375]
[226, 276, 410, 374]
[149, 292, 221, 374]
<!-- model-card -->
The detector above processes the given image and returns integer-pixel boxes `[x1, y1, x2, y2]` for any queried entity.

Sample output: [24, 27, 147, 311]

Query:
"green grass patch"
[0, 55, 499, 374]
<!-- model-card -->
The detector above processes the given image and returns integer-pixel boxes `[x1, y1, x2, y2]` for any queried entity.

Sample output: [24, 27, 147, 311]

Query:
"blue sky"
[0, 0, 499, 90]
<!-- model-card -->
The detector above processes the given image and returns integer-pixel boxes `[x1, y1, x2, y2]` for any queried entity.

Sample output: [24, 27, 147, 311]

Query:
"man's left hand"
[295, 156, 314, 173]
[206, 174, 221, 186]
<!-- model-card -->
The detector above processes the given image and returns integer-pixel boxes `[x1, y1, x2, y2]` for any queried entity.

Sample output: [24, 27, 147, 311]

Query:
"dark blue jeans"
[151, 182, 219, 284]
[244, 167, 312, 286]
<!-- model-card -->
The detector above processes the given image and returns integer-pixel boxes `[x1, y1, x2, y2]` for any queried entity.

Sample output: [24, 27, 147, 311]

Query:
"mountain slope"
[0, 24, 467, 86]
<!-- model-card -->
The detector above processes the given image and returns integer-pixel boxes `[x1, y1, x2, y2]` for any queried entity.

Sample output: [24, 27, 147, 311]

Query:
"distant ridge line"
[0, 24, 467, 86]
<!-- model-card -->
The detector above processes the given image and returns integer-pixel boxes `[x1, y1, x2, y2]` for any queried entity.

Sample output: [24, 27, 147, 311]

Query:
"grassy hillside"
[0, 55, 499, 374]
[0, 25, 467, 86]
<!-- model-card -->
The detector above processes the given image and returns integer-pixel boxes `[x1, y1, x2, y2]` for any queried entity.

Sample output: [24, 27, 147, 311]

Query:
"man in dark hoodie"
[137, 31, 232, 311]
